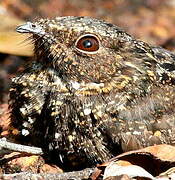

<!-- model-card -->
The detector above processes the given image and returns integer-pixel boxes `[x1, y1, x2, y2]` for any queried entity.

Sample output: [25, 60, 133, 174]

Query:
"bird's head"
[16, 16, 156, 95]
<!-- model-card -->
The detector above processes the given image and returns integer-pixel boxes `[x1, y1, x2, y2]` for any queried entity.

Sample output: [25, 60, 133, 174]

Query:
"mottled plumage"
[9, 16, 175, 169]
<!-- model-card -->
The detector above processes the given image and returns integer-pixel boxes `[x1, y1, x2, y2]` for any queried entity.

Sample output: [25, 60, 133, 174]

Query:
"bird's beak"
[16, 22, 45, 35]
[16, 22, 35, 33]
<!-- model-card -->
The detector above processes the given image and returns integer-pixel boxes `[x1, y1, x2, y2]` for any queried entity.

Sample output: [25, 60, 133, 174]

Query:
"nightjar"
[10, 16, 175, 169]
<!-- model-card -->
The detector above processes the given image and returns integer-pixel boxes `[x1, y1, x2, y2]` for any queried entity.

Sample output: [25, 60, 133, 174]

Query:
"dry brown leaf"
[112, 144, 175, 177]
[90, 167, 103, 180]
[139, 144, 175, 161]
[0, 104, 10, 135]
[3, 152, 44, 173]
[0, 32, 33, 56]
[151, 25, 169, 39]
[1, 151, 64, 174]
[2, 0, 33, 18]
[0, 9, 33, 56]
[158, 167, 175, 179]
[92, 144, 175, 179]
[103, 162, 155, 180]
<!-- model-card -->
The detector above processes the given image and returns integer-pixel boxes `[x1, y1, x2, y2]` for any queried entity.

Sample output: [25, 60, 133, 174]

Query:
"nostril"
[31, 24, 36, 28]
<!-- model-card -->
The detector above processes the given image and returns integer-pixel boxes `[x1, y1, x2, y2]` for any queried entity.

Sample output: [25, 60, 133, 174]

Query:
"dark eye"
[75, 35, 99, 53]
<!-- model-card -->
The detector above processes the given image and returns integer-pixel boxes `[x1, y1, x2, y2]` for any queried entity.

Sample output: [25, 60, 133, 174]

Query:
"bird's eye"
[75, 34, 99, 53]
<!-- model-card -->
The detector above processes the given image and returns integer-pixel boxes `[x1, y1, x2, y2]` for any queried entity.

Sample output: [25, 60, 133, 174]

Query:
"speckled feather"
[10, 16, 175, 169]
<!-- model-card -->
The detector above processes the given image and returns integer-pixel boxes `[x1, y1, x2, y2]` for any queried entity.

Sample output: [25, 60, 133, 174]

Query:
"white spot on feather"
[84, 108, 91, 115]
[71, 81, 80, 89]
[22, 129, 29, 136]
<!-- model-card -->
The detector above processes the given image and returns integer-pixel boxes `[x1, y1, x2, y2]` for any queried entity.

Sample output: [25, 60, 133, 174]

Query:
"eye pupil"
[76, 35, 99, 53]
[83, 40, 92, 48]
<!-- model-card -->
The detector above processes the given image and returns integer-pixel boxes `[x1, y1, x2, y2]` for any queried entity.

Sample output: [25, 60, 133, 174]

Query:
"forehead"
[37, 16, 128, 38]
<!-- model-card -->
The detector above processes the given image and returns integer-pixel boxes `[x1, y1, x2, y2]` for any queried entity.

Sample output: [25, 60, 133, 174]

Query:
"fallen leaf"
[0, 10, 33, 56]
[92, 144, 175, 179]
[103, 162, 155, 180]
[3, 152, 44, 173]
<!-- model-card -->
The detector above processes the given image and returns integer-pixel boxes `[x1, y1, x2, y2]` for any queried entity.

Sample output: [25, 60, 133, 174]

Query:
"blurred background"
[0, 0, 175, 104]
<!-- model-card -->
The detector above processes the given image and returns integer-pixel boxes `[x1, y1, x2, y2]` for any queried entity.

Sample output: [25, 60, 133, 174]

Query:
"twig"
[2, 168, 94, 180]
[0, 138, 43, 155]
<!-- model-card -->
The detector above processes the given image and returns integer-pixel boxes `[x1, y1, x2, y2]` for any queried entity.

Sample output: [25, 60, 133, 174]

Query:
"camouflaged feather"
[10, 16, 175, 169]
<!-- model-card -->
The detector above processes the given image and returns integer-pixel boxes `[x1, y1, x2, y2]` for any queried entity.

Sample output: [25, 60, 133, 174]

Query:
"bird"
[9, 16, 175, 170]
